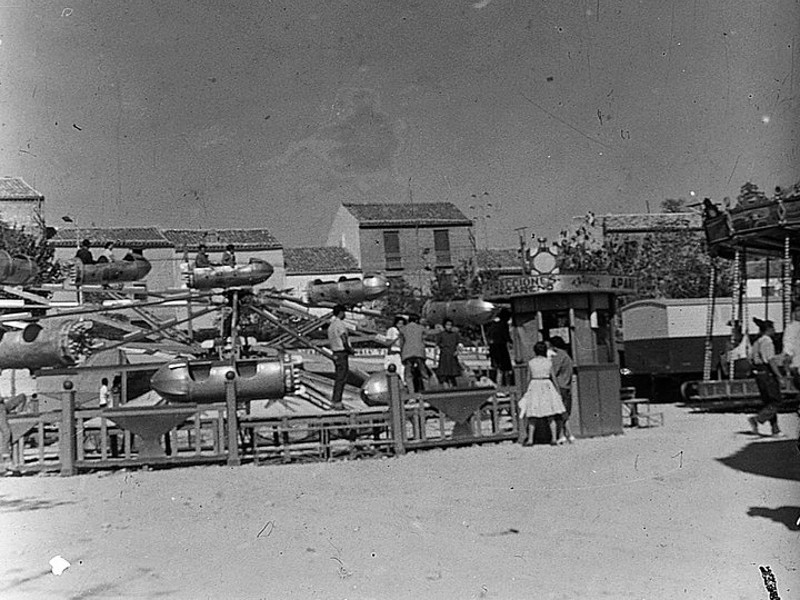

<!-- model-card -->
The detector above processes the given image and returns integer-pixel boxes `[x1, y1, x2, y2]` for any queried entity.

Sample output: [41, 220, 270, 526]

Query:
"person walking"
[547, 336, 575, 444]
[435, 318, 463, 388]
[327, 304, 352, 411]
[383, 315, 406, 382]
[747, 318, 782, 436]
[399, 313, 429, 393]
[518, 342, 566, 446]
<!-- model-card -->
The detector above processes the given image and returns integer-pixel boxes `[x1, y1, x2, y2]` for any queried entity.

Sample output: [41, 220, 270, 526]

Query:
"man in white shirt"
[327, 304, 352, 411]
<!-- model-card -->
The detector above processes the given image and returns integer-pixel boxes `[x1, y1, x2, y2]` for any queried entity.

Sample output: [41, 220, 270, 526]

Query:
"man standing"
[0, 393, 27, 474]
[547, 336, 575, 444]
[399, 313, 429, 393]
[748, 318, 782, 436]
[327, 304, 352, 411]
[486, 309, 514, 386]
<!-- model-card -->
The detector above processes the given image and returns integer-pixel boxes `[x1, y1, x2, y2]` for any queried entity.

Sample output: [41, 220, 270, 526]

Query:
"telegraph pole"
[514, 227, 529, 275]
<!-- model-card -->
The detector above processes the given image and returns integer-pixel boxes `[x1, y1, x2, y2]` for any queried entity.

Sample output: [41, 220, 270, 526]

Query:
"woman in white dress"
[519, 342, 566, 445]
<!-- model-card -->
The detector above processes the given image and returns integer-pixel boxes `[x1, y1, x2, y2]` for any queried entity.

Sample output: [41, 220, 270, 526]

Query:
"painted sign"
[484, 273, 637, 299]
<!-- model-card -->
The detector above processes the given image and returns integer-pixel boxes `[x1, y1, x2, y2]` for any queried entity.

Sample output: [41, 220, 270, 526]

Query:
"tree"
[429, 257, 499, 301]
[555, 202, 732, 303]
[0, 214, 60, 284]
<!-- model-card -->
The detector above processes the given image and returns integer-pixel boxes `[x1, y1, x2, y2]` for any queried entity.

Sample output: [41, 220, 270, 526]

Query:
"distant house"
[283, 247, 361, 303]
[326, 202, 473, 290]
[0, 177, 44, 232]
[476, 248, 525, 277]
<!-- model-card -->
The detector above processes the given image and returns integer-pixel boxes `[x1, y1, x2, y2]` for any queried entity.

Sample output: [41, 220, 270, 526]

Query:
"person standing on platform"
[75, 239, 95, 265]
[747, 318, 783, 436]
[99, 378, 110, 409]
[195, 243, 211, 268]
[435, 318, 463, 388]
[518, 342, 566, 446]
[399, 313, 430, 393]
[327, 304, 352, 411]
[548, 336, 575, 444]
[221, 244, 236, 267]
[383, 315, 406, 382]
[0, 393, 27, 474]
[486, 309, 514, 387]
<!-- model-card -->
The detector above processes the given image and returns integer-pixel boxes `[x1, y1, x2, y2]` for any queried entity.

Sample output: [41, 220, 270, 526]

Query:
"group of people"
[194, 243, 236, 268]
[517, 336, 576, 446]
[75, 239, 141, 264]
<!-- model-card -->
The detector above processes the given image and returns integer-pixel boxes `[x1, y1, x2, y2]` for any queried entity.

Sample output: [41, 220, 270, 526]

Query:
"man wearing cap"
[747, 317, 782, 436]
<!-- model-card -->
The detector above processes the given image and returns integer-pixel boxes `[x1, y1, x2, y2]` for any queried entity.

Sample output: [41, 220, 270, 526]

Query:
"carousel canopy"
[703, 189, 800, 259]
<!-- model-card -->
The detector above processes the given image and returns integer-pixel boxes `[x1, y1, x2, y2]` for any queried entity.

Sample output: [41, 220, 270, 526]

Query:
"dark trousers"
[403, 357, 427, 393]
[332, 351, 349, 407]
[753, 369, 780, 428]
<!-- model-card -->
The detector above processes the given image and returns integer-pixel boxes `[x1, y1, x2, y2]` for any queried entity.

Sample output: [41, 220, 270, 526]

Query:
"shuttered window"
[384, 230, 402, 270]
[433, 229, 451, 266]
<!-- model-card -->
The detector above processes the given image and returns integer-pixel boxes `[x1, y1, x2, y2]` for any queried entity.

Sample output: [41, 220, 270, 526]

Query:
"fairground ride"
[685, 187, 800, 407]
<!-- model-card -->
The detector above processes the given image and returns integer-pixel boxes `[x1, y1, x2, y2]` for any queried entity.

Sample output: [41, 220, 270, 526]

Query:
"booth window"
[383, 230, 402, 270]
[592, 310, 614, 363]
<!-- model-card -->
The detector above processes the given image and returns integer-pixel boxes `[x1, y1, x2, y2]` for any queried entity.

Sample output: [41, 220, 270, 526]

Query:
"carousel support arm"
[783, 235, 792, 327]
[728, 249, 742, 380]
[702, 263, 717, 381]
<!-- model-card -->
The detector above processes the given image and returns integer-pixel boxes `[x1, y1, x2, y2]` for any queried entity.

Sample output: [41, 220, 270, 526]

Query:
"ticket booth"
[485, 273, 636, 438]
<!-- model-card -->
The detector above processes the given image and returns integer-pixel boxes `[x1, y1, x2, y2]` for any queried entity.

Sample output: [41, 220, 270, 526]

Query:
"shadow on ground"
[747, 506, 800, 531]
[716, 439, 800, 482]
[0, 494, 76, 512]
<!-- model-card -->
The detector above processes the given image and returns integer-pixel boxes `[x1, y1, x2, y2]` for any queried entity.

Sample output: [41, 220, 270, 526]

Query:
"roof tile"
[284, 247, 360, 275]
[160, 229, 282, 251]
[51, 227, 170, 248]
[343, 202, 472, 227]
[0, 177, 43, 200]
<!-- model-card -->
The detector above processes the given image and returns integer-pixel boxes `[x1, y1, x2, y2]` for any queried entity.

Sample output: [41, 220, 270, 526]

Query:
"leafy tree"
[429, 257, 499, 301]
[555, 202, 732, 302]
[0, 213, 60, 284]
[377, 276, 426, 324]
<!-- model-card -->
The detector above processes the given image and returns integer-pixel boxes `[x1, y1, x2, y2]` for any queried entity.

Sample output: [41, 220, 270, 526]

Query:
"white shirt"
[99, 384, 110, 407]
[782, 320, 800, 369]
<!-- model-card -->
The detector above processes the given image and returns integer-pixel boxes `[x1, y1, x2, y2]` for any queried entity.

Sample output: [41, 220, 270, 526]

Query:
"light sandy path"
[1, 404, 798, 600]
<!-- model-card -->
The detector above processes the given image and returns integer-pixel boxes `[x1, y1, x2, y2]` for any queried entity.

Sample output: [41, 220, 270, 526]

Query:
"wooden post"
[386, 368, 405, 455]
[225, 370, 240, 466]
[60, 380, 76, 477]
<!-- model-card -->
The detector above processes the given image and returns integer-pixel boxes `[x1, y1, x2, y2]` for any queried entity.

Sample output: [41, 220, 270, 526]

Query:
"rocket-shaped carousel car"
[182, 259, 274, 290]
[306, 275, 389, 306]
[150, 355, 299, 404]
[422, 298, 501, 327]
[0, 319, 94, 371]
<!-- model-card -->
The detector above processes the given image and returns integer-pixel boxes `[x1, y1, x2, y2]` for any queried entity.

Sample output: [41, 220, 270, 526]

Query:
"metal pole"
[60, 380, 76, 476]
[728, 249, 741, 380]
[784, 235, 792, 327]
[702, 263, 716, 381]
[225, 371, 240, 466]
[386, 368, 405, 455]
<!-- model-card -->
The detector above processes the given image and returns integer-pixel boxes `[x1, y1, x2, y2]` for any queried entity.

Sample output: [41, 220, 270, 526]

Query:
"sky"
[2, 0, 799, 251]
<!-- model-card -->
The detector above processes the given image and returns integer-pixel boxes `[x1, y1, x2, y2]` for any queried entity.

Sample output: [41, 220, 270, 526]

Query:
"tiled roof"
[343, 202, 472, 227]
[0, 177, 43, 200]
[476, 248, 523, 271]
[161, 229, 282, 251]
[284, 247, 361, 275]
[600, 213, 703, 233]
[51, 227, 171, 248]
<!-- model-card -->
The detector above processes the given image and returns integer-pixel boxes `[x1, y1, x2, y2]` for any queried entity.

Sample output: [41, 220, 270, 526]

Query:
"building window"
[433, 229, 451, 266]
[761, 286, 776, 297]
[383, 230, 402, 270]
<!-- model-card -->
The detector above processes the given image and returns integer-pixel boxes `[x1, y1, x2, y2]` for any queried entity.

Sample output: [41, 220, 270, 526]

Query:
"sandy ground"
[1, 404, 798, 600]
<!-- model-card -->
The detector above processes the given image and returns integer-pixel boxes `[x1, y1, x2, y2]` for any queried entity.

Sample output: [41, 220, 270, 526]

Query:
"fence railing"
[6, 375, 519, 476]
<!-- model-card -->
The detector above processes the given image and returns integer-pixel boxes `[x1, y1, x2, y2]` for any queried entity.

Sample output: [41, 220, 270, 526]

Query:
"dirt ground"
[1, 404, 798, 600]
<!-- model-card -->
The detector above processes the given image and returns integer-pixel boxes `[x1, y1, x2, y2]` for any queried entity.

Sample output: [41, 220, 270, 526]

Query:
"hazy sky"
[2, 0, 799, 249]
